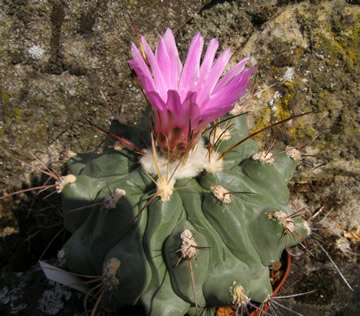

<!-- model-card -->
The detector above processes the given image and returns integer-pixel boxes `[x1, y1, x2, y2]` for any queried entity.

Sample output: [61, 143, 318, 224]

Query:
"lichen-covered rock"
[1, 1, 359, 315]
[0, 0, 209, 189]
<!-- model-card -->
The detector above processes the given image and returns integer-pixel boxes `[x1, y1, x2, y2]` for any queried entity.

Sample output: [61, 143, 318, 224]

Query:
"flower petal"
[162, 29, 182, 85]
[130, 29, 256, 156]
[179, 32, 204, 100]
[213, 57, 249, 94]
[202, 67, 255, 111]
[196, 47, 232, 106]
[141, 35, 168, 101]
[147, 91, 166, 112]
[150, 90, 200, 139]
[198, 38, 219, 83]
[175, 91, 200, 132]
[161, 90, 200, 133]
[155, 37, 173, 89]
[198, 105, 233, 127]
[128, 43, 156, 94]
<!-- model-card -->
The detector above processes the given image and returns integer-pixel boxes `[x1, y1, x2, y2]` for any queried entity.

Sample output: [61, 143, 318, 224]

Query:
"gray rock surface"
[0, 0, 359, 315]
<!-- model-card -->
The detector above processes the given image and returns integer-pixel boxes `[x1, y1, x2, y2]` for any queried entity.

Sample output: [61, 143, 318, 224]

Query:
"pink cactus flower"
[128, 29, 255, 158]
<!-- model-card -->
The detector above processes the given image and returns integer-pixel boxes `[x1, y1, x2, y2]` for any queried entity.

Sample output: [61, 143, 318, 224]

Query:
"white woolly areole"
[140, 139, 223, 181]
[65, 150, 77, 158]
[211, 185, 232, 204]
[55, 174, 76, 193]
[113, 141, 125, 151]
[286, 146, 301, 161]
[230, 281, 249, 306]
[303, 220, 312, 236]
[267, 210, 295, 233]
[104, 189, 126, 209]
[229, 103, 243, 116]
[103, 258, 120, 290]
[157, 177, 175, 202]
[211, 127, 231, 142]
[252, 151, 275, 164]
[204, 151, 224, 174]
[57, 249, 65, 266]
[180, 229, 198, 260]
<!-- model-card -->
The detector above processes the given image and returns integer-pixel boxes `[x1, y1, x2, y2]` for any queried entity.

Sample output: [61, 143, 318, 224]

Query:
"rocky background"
[0, 0, 359, 315]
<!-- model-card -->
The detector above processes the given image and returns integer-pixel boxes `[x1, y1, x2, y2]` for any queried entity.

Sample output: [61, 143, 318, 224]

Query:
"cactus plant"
[59, 29, 310, 315]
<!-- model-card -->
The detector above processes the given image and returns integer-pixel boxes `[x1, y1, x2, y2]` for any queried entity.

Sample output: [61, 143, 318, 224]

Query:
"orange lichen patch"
[344, 226, 360, 242]
[250, 106, 271, 141]
[216, 306, 235, 316]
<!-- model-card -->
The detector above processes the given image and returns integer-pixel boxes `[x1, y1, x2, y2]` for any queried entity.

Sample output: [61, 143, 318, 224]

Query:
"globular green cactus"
[57, 28, 310, 315]
[59, 113, 309, 316]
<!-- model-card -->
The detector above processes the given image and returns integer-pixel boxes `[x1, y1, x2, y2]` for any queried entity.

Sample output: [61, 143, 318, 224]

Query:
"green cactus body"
[60, 114, 309, 315]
